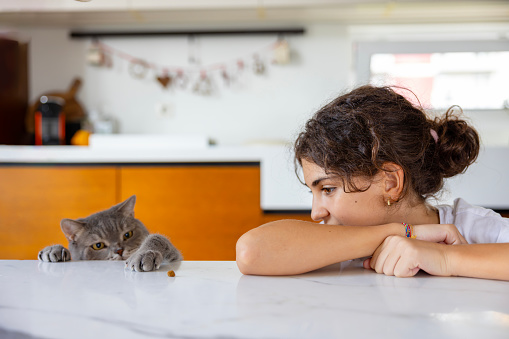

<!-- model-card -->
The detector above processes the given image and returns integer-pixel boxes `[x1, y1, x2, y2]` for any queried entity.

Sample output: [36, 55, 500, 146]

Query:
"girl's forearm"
[447, 243, 509, 281]
[236, 220, 405, 275]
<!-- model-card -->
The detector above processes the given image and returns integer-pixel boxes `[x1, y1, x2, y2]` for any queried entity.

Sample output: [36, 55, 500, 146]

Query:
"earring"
[387, 199, 391, 206]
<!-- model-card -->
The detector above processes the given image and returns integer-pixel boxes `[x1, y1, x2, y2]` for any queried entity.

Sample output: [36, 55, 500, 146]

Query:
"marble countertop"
[1, 260, 508, 339]
[0, 144, 268, 163]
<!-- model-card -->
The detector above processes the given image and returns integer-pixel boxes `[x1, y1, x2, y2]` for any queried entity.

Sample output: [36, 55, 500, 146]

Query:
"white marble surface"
[1, 260, 509, 339]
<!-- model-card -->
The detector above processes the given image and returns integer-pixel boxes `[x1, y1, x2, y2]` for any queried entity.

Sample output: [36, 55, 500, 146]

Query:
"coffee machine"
[34, 96, 66, 145]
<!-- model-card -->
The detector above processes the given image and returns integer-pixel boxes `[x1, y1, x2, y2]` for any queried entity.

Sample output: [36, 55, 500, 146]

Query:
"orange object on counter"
[71, 129, 90, 146]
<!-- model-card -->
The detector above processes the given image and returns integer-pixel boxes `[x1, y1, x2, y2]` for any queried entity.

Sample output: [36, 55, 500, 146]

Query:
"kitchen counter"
[2, 144, 509, 210]
[1, 260, 508, 339]
[0, 144, 312, 211]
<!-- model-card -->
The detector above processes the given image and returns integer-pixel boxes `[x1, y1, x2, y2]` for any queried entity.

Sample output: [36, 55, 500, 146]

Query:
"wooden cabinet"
[0, 163, 312, 260]
[0, 166, 117, 259]
[120, 165, 262, 260]
[0, 38, 28, 145]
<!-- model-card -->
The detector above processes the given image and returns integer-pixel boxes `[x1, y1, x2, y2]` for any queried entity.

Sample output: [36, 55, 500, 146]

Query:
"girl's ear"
[61, 219, 86, 242]
[381, 162, 404, 201]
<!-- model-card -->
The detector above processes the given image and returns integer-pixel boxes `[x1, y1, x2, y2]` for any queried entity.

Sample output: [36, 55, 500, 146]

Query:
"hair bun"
[433, 107, 480, 178]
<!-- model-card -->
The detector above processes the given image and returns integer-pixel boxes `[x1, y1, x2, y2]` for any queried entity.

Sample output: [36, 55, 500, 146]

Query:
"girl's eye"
[322, 187, 336, 195]
[123, 231, 133, 240]
[91, 242, 105, 250]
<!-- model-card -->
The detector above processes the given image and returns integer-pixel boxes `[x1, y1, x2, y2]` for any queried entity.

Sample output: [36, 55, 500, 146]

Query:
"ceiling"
[0, 0, 508, 28]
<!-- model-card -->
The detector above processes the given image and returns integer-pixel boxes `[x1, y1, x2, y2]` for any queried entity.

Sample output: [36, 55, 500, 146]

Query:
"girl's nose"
[311, 200, 329, 222]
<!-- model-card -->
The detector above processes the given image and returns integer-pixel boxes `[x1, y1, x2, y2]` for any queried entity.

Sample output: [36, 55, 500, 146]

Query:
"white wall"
[14, 27, 87, 106]
[8, 22, 509, 146]
[13, 24, 350, 146]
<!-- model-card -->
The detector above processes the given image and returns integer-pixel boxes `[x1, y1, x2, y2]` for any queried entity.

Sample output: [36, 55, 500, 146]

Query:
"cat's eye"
[123, 231, 133, 240]
[91, 242, 105, 250]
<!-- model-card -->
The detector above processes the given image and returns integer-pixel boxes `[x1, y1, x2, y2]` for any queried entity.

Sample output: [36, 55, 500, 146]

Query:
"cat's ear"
[116, 195, 136, 218]
[61, 219, 86, 242]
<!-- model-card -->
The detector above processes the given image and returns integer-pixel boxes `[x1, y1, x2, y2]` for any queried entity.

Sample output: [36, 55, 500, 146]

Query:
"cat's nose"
[116, 248, 123, 256]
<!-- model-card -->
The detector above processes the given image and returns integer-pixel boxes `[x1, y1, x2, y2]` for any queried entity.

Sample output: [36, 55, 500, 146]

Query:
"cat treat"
[167, 270, 176, 277]
[38, 195, 182, 272]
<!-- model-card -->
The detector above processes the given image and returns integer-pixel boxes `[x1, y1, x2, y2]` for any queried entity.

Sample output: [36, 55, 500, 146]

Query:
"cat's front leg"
[38, 245, 71, 262]
[125, 234, 182, 272]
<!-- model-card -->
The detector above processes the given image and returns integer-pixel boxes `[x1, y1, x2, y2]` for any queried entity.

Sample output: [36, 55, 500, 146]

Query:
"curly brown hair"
[294, 85, 480, 201]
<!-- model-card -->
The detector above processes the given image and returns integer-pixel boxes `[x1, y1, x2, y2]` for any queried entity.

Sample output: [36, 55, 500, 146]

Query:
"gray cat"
[38, 195, 182, 272]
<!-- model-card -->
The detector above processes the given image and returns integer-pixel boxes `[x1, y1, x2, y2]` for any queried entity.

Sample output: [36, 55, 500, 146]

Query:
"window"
[355, 40, 509, 110]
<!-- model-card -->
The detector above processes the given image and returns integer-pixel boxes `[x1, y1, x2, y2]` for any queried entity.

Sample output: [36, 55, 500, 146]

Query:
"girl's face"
[302, 159, 388, 226]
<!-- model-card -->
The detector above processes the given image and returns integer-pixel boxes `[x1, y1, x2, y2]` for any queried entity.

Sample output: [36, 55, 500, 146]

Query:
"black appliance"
[34, 96, 66, 145]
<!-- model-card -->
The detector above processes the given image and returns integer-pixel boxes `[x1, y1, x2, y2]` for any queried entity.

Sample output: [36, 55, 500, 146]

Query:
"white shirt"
[436, 198, 509, 244]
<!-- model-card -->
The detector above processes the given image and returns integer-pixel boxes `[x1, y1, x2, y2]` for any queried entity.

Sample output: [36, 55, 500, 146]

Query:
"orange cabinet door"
[261, 213, 312, 224]
[0, 166, 117, 259]
[120, 165, 261, 260]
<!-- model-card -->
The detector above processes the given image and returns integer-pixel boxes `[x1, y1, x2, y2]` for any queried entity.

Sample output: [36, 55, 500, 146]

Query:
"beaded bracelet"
[402, 223, 416, 239]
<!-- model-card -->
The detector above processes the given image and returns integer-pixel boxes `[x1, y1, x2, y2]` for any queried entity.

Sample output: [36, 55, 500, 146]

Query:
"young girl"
[236, 85, 509, 280]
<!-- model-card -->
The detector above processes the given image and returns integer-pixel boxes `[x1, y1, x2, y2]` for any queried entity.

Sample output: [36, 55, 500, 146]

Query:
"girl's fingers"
[363, 258, 371, 269]
[458, 232, 468, 245]
[413, 224, 467, 245]
[375, 236, 405, 276]
[369, 237, 450, 278]
[370, 236, 423, 277]
[369, 238, 385, 270]
[393, 255, 420, 277]
[381, 250, 401, 276]
[446, 225, 468, 245]
[372, 237, 396, 274]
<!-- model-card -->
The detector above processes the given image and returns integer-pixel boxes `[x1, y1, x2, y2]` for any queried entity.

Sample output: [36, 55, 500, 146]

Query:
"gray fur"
[38, 195, 182, 272]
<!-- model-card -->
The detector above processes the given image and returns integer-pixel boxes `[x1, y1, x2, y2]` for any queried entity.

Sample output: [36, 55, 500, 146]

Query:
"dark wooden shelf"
[70, 28, 305, 39]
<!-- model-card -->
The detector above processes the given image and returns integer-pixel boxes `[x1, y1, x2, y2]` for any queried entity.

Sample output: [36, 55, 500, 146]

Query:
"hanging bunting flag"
[192, 71, 214, 96]
[87, 41, 108, 67]
[156, 69, 173, 88]
[221, 67, 231, 87]
[273, 38, 290, 65]
[252, 54, 266, 75]
[128, 59, 149, 79]
[175, 69, 189, 89]
[88, 37, 291, 94]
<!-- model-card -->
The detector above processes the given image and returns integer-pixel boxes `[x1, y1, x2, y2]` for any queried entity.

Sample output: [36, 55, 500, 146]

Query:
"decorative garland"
[86, 37, 291, 95]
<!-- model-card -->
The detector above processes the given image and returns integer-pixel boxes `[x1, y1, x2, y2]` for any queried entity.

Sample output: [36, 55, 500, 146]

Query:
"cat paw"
[167, 249, 183, 262]
[38, 245, 71, 262]
[125, 250, 163, 272]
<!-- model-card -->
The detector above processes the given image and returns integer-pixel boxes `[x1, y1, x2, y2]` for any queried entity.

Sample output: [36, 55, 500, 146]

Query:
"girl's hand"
[413, 224, 467, 245]
[363, 236, 452, 277]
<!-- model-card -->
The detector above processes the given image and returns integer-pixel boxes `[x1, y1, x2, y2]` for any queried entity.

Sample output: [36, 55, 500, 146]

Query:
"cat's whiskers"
[109, 253, 124, 261]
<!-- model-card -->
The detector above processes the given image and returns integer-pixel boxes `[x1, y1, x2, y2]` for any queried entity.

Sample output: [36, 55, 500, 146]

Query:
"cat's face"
[61, 196, 149, 261]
